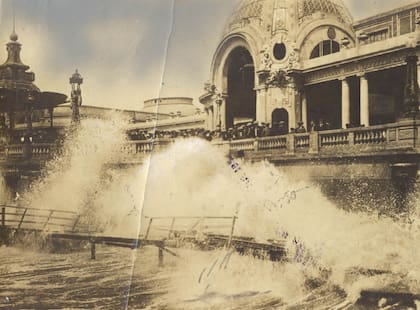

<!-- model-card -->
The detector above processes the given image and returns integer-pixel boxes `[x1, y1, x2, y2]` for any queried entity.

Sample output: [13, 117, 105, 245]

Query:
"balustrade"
[320, 132, 349, 147]
[223, 122, 414, 156]
[135, 141, 153, 153]
[258, 136, 287, 150]
[354, 128, 387, 144]
[6, 145, 24, 156]
[31, 144, 52, 156]
[295, 134, 310, 149]
[230, 139, 255, 151]
[0, 122, 418, 165]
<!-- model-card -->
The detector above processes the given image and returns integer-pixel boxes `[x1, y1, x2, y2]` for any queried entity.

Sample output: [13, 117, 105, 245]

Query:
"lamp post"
[69, 69, 83, 124]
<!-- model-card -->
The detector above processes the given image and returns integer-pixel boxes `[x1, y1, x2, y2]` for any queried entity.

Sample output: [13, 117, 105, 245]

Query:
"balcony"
[1, 121, 419, 167]
[117, 121, 420, 160]
[212, 120, 420, 161]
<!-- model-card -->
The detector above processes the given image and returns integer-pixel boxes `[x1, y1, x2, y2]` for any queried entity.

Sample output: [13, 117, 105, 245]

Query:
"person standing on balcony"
[310, 120, 317, 132]
[296, 122, 306, 133]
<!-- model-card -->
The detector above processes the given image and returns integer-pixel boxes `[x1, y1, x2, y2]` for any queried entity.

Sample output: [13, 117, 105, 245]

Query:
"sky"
[0, 0, 417, 110]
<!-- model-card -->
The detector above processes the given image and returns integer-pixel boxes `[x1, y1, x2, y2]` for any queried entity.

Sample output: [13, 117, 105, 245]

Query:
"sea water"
[14, 119, 420, 308]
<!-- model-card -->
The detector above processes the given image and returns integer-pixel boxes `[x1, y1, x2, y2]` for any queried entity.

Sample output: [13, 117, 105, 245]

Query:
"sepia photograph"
[0, 0, 420, 309]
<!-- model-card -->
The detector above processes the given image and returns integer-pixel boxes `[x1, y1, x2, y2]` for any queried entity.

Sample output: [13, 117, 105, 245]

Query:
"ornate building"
[0, 31, 68, 201]
[200, 0, 420, 132]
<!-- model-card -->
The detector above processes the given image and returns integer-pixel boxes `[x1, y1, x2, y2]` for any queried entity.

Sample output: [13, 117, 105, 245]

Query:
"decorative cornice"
[304, 49, 410, 85]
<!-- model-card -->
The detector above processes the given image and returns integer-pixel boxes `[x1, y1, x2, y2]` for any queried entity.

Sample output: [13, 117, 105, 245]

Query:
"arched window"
[310, 40, 340, 59]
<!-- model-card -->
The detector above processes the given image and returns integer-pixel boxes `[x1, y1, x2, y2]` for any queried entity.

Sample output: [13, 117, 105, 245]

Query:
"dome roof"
[224, 0, 353, 37]
[298, 0, 353, 23]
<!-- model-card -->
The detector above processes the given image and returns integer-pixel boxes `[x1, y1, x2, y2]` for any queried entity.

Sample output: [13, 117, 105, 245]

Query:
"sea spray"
[137, 137, 420, 306]
[22, 118, 148, 235]
[16, 125, 420, 306]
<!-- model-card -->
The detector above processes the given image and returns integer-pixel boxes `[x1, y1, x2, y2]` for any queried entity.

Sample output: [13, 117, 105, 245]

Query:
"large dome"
[224, 0, 353, 37]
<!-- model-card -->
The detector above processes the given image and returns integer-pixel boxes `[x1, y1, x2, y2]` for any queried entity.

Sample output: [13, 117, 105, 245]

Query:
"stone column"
[256, 87, 268, 124]
[341, 77, 350, 129]
[402, 54, 420, 119]
[209, 107, 214, 131]
[290, 72, 304, 129]
[360, 74, 370, 127]
[205, 108, 210, 130]
[262, 88, 268, 123]
[302, 92, 308, 128]
[213, 105, 218, 131]
[295, 89, 302, 127]
[417, 62, 420, 91]
[215, 99, 223, 131]
[219, 98, 226, 131]
[256, 88, 262, 123]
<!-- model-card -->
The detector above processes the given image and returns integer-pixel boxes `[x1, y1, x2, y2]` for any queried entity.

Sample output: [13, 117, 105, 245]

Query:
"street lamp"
[69, 69, 83, 124]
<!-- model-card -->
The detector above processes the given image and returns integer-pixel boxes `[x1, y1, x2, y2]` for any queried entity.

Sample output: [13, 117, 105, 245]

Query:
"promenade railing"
[0, 204, 83, 233]
[1, 121, 419, 162]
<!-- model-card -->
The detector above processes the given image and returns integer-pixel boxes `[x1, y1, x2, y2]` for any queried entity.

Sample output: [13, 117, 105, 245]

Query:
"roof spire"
[10, 2, 18, 42]
[13, 3, 15, 32]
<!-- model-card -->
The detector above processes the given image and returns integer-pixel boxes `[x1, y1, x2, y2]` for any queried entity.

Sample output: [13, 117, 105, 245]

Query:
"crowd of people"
[127, 118, 349, 143]
[128, 128, 210, 141]
[128, 121, 310, 143]
[309, 119, 332, 132]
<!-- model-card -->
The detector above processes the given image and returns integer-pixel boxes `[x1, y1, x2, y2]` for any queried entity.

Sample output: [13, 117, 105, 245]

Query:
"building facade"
[200, 0, 420, 133]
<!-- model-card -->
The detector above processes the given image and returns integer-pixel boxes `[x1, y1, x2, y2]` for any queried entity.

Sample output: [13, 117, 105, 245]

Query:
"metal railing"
[142, 215, 237, 247]
[0, 204, 82, 232]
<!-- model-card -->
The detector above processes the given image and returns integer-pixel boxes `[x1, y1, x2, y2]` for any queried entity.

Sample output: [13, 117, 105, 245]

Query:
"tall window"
[310, 40, 340, 59]
[399, 14, 412, 35]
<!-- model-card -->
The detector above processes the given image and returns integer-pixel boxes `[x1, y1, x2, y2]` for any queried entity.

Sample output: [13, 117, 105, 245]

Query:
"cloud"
[80, 18, 152, 109]
[86, 18, 144, 64]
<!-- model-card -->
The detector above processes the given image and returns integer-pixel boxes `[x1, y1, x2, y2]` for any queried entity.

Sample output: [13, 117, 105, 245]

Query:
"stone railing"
[222, 120, 420, 157]
[0, 138, 175, 164]
[295, 134, 310, 150]
[121, 138, 174, 157]
[0, 143, 55, 161]
[120, 121, 420, 159]
[319, 131, 349, 147]
[1, 121, 419, 165]
[258, 136, 287, 151]
[354, 128, 387, 145]
[31, 144, 53, 157]
[123, 141, 154, 154]
[5, 145, 24, 157]
[230, 139, 255, 152]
